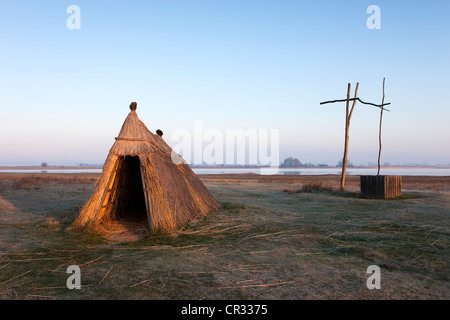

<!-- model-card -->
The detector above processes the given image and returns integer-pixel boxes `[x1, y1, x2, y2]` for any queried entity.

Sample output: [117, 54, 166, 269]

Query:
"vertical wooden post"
[340, 82, 359, 190]
[377, 78, 386, 176]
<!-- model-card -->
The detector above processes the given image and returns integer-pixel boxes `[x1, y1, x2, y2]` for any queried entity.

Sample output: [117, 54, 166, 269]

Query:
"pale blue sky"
[0, 0, 449, 166]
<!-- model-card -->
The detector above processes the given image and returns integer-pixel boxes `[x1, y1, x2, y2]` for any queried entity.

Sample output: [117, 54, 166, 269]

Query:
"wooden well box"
[360, 175, 402, 199]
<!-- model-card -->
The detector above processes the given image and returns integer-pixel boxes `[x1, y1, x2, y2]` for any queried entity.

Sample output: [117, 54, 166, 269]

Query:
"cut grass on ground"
[0, 173, 449, 300]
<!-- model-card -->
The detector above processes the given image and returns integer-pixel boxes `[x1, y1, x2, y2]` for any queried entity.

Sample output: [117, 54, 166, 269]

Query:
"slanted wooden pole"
[340, 82, 359, 190]
[377, 78, 386, 176]
[340, 84, 351, 190]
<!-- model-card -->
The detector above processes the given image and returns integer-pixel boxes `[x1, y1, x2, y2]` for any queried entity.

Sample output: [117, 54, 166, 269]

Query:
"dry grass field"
[0, 173, 449, 300]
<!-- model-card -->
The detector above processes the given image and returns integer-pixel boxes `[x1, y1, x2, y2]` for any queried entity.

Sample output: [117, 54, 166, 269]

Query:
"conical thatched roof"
[72, 102, 220, 233]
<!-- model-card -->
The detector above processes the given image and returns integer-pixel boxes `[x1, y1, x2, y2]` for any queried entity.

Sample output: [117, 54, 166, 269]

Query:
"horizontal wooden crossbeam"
[320, 98, 390, 111]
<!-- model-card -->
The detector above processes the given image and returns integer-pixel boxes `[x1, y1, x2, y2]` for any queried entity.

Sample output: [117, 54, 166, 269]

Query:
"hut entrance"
[113, 156, 148, 225]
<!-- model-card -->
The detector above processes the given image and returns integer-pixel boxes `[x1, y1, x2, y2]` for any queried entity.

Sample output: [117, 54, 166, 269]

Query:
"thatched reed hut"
[72, 102, 220, 233]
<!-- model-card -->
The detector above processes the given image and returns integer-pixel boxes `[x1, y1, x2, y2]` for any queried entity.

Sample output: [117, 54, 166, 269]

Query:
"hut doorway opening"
[113, 156, 149, 225]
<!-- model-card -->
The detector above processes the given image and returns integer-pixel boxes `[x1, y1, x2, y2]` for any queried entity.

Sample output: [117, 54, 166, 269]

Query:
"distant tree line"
[281, 157, 361, 168]
[336, 159, 354, 168]
[280, 157, 330, 168]
[280, 157, 302, 167]
[280, 158, 448, 167]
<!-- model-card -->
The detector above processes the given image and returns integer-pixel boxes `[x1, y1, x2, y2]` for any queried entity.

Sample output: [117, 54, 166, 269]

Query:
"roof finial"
[130, 102, 137, 111]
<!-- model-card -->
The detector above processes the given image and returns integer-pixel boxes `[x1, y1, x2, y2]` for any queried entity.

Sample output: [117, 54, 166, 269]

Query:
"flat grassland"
[0, 173, 449, 300]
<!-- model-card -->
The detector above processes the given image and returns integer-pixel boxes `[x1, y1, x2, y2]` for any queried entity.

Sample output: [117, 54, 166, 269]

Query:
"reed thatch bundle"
[72, 102, 220, 233]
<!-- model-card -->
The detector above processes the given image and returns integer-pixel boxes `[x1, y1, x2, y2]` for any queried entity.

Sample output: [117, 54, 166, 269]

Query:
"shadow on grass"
[329, 190, 428, 200]
[329, 190, 360, 198]
[117, 202, 250, 247]
[220, 202, 247, 211]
